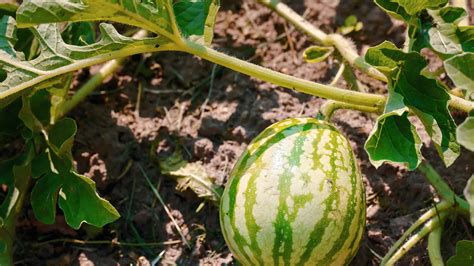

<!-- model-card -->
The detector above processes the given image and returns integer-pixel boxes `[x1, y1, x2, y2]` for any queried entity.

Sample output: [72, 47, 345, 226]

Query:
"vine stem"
[182, 41, 474, 112]
[428, 222, 444, 266]
[449, 95, 474, 113]
[0, 165, 31, 265]
[258, 0, 388, 83]
[418, 161, 470, 215]
[380, 201, 451, 265]
[329, 63, 345, 86]
[256, 0, 472, 112]
[383, 212, 449, 266]
[320, 100, 380, 121]
[181, 40, 387, 110]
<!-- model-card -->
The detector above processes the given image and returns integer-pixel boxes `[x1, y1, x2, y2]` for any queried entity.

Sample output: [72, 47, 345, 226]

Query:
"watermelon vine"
[0, 0, 473, 264]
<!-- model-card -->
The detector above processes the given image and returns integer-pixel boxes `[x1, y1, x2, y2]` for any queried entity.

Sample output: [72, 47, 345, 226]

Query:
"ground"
[11, 0, 474, 265]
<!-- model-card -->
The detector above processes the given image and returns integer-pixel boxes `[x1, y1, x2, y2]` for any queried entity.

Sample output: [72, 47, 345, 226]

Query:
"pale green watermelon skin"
[219, 118, 365, 266]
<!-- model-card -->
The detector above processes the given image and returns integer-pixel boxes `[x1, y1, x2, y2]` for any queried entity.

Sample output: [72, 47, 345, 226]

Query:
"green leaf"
[47, 118, 77, 158]
[0, 16, 166, 104]
[464, 176, 474, 226]
[445, 53, 474, 97]
[365, 41, 459, 167]
[30, 172, 61, 224]
[365, 108, 422, 170]
[457, 116, 474, 151]
[339, 15, 363, 35]
[427, 23, 463, 54]
[375, 0, 447, 23]
[58, 171, 120, 229]
[376, 3, 469, 55]
[303, 46, 334, 63]
[18, 90, 51, 133]
[434, 6, 467, 24]
[16, 0, 219, 45]
[48, 74, 73, 123]
[0, 160, 19, 221]
[1, 0, 221, 103]
[174, 0, 219, 45]
[0, 2, 17, 15]
[458, 26, 474, 52]
[16, 0, 172, 34]
[61, 22, 96, 46]
[0, 16, 22, 58]
[409, 8, 471, 55]
[31, 150, 51, 178]
[447, 240, 474, 266]
[0, 144, 33, 222]
[0, 98, 22, 138]
[31, 150, 120, 228]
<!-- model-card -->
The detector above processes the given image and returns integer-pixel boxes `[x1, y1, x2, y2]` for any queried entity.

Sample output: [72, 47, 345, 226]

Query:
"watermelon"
[219, 118, 365, 265]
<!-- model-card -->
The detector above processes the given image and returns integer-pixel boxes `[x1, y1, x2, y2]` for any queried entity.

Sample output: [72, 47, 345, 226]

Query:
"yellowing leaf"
[159, 150, 222, 203]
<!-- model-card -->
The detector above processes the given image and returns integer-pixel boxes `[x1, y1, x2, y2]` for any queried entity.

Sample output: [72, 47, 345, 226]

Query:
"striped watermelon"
[219, 118, 365, 265]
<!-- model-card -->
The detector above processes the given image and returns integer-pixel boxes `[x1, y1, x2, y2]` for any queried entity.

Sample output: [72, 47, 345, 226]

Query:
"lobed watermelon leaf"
[174, 0, 219, 44]
[457, 116, 474, 151]
[364, 41, 459, 169]
[303, 46, 334, 63]
[464, 176, 474, 226]
[31, 162, 120, 229]
[29, 122, 120, 228]
[447, 240, 474, 266]
[0, 0, 220, 105]
[61, 22, 97, 46]
[14, 89, 121, 229]
[0, 16, 167, 106]
[375, 0, 447, 23]
[445, 53, 474, 99]
[365, 109, 422, 170]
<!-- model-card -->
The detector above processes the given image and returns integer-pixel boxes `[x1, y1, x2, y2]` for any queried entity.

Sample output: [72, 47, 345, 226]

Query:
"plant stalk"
[380, 201, 451, 265]
[382, 211, 449, 266]
[449, 95, 474, 113]
[329, 63, 345, 86]
[418, 161, 470, 215]
[258, 0, 388, 83]
[0, 166, 31, 265]
[320, 100, 380, 120]
[182, 40, 387, 110]
[428, 223, 444, 266]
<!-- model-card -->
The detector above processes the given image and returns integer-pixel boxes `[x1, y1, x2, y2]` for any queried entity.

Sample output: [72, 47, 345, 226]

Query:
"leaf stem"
[258, 0, 388, 82]
[320, 100, 381, 121]
[0, 165, 31, 265]
[449, 94, 474, 113]
[428, 222, 445, 266]
[418, 161, 470, 215]
[329, 63, 346, 86]
[0, 42, 177, 101]
[383, 211, 449, 266]
[380, 201, 451, 265]
[181, 40, 387, 110]
[256, 0, 474, 113]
